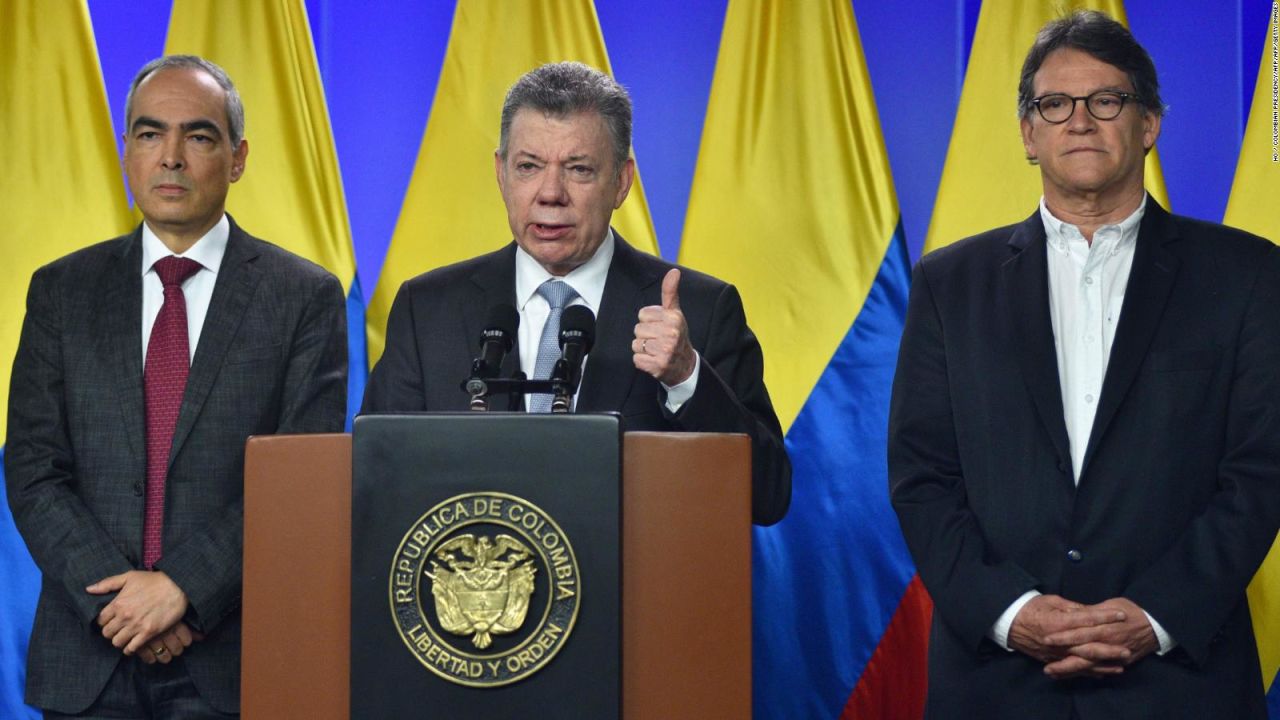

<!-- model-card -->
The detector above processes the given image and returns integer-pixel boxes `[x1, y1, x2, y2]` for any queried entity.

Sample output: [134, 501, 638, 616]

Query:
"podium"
[241, 420, 751, 719]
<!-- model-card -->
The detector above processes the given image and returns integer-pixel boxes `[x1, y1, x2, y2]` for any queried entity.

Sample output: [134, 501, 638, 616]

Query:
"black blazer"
[889, 199, 1280, 719]
[362, 232, 791, 525]
[5, 219, 347, 714]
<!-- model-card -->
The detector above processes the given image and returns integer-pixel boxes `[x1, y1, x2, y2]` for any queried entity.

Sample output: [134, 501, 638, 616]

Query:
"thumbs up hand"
[633, 268, 697, 386]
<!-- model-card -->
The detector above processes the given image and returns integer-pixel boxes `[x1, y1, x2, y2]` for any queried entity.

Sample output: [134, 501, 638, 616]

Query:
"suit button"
[1067, 549, 1083, 562]
[133, 482, 144, 496]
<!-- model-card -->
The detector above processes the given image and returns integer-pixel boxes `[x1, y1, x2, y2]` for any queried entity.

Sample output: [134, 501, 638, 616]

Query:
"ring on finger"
[642, 339, 649, 354]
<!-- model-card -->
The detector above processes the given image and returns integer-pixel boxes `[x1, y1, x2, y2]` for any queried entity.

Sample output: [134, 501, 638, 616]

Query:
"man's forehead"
[128, 67, 229, 131]
[507, 110, 609, 156]
[1034, 49, 1130, 91]
[132, 68, 225, 111]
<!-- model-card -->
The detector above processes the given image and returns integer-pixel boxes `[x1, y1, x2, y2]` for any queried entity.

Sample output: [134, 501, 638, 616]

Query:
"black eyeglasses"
[1029, 91, 1142, 123]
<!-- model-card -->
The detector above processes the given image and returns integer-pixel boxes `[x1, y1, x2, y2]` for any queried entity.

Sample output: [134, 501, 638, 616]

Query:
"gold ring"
[642, 339, 649, 354]
[154, 646, 168, 655]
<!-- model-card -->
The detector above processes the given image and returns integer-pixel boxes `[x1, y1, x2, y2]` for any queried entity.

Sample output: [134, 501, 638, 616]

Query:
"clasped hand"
[1008, 594, 1158, 679]
[88, 570, 201, 664]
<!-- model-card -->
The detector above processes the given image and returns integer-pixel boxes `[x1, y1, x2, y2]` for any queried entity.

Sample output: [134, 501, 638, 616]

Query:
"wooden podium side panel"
[243, 434, 351, 720]
[623, 433, 752, 719]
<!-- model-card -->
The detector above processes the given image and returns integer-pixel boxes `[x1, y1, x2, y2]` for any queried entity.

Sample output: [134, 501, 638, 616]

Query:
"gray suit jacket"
[362, 233, 791, 525]
[4, 219, 347, 713]
[889, 199, 1280, 719]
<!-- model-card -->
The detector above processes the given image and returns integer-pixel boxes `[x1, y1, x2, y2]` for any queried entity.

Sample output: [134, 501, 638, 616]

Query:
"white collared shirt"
[513, 230, 699, 412]
[990, 196, 1174, 654]
[140, 215, 229, 365]
[1042, 195, 1143, 484]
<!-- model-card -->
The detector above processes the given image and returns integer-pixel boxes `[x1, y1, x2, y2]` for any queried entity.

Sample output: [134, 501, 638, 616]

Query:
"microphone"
[550, 306, 595, 412]
[474, 304, 519, 378]
[465, 305, 519, 408]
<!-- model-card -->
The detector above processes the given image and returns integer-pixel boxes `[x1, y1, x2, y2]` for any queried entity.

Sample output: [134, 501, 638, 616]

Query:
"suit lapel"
[1080, 200, 1180, 477]
[1004, 212, 1074, 475]
[168, 222, 263, 466]
[577, 234, 658, 413]
[101, 228, 146, 462]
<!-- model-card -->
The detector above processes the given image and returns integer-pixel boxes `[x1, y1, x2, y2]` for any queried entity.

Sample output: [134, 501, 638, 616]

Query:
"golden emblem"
[427, 534, 536, 649]
[388, 492, 580, 687]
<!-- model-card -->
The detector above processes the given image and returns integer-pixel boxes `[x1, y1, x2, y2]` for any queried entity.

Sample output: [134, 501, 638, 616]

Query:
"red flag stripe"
[841, 574, 932, 720]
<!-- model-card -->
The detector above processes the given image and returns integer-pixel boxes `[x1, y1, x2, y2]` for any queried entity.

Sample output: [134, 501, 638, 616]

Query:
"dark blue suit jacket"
[889, 199, 1280, 719]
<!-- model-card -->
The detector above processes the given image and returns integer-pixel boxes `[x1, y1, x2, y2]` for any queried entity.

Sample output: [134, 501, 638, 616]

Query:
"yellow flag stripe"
[0, 0, 134, 441]
[164, 0, 357, 290]
[678, 0, 898, 430]
[366, 0, 657, 366]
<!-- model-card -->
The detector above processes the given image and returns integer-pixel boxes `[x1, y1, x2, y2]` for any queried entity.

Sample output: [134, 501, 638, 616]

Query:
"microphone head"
[559, 305, 596, 353]
[481, 304, 519, 351]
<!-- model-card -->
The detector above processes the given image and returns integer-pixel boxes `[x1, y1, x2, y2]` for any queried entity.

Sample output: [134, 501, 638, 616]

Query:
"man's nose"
[1065, 100, 1098, 132]
[161, 136, 186, 170]
[535, 169, 568, 204]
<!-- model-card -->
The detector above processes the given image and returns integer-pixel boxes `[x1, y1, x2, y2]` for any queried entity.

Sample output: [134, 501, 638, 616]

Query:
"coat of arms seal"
[389, 492, 580, 687]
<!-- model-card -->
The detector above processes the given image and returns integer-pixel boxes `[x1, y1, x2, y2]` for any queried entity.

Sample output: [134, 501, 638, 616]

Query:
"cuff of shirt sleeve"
[661, 352, 700, 412]
[1142, 610, 1176, 655]
[990, 590, 1041, 651]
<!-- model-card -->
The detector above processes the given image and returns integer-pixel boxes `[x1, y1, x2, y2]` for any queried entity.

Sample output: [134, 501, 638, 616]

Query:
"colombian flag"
[0, 3, 133, 717]
[365, 0, 657, 366]
[165, 0, 365, 423]
[1224, 7, 1280, 716]
[679, 1, 922, 716]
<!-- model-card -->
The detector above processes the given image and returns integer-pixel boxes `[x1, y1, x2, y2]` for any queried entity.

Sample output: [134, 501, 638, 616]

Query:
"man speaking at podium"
[363, 62, 790, 526]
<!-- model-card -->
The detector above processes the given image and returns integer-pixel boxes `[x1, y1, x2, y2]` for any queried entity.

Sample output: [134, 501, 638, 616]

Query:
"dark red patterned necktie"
[143, 256, 202, 569]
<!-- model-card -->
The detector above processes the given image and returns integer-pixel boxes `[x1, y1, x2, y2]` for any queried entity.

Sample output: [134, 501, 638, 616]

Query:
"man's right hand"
[1008, 594, 1130, 676]
[137, 620, 204, 665]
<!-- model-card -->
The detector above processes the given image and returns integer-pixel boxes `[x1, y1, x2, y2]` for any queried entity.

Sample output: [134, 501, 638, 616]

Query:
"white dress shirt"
[140, 215, 229, 365]
[990, 197, 1174, 654]
[513, 229, 699, 412]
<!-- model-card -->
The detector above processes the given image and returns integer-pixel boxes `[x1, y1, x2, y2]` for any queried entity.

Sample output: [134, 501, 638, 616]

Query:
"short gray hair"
[124, 55, 245, 146]
[498, 62, 632, 171]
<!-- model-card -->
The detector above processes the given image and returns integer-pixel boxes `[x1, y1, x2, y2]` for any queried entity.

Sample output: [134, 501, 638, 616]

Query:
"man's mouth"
[531, 223, 571, 240]
[154, 183, 190, 196]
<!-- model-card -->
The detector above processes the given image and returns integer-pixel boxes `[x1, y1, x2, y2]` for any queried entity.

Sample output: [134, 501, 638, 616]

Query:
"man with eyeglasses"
[889, 10, 1279, 719]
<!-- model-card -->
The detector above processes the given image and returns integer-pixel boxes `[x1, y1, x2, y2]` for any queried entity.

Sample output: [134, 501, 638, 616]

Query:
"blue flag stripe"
[346, 276, 368, 430]
[753, 224, 915, 718]
[0, 448, 42, 719]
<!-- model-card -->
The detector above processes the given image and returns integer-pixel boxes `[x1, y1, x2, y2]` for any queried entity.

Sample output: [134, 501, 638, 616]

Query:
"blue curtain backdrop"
[2, 1, 1275, 718]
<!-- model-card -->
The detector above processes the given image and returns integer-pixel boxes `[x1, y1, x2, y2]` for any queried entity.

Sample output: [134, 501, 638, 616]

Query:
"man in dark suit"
[889, 11, 1280, 719]
[4, 55, 347, 718]
[363, 62, 789, 526]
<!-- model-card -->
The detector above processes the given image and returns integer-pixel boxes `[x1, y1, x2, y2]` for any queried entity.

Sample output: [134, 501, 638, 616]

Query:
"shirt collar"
[1039, 195, 1146, 256]
[514, 228, 614, 312]
[140, 214, 230, 277]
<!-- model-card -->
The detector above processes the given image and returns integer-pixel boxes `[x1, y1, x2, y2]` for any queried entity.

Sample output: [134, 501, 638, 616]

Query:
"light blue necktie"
[529, 279, 579, 412]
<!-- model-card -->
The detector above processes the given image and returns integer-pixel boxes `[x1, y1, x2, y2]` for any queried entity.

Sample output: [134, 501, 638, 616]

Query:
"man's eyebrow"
[131, 116, 167, 133]
[1037, 84, 1131, 96]
[181, 119, 223, 138]
[129, 116, 224, 138]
